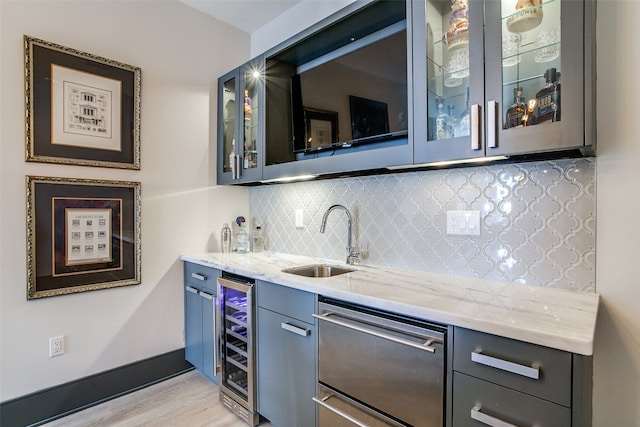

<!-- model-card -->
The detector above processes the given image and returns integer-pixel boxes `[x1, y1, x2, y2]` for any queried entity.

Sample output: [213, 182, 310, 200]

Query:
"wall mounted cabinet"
[217, 57, 264, 185]
[413, 0, 595, 164]
[215, 0, 595, 184]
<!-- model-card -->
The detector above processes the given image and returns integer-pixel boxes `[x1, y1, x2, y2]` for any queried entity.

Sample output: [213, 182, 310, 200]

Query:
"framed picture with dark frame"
[349, 95, 390, 140]
[27, 176, 141, 299]
[302, 109, 339, 152]
[24, 35, 141, 169]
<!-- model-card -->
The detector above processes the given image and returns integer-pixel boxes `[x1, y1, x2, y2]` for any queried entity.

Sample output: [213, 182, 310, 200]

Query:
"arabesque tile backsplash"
[249, 158, 595, 292]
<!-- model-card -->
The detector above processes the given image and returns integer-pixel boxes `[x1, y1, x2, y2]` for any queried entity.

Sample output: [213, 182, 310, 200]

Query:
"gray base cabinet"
[452, 327, 591, 427]
[256, 280, 317, 427]
[184, 262, 220, 383]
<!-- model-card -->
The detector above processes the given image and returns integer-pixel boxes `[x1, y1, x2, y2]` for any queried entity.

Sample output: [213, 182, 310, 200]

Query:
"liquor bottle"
[447, 104, 457, 137]
[459, 87, 470, 136]
[504, 87, 526, 129]
[535, 68, 561, 124]
[235, 216, 250, 253]
[252, 222, 265, 252]
[435, 97, 453, 140]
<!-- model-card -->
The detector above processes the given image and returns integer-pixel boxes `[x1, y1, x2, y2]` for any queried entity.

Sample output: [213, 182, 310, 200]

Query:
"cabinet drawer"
[257, 280, 315, 323]
[453, 327, 571, 406]
[184, 262, 219, 292]
[452, 372, 570, 427]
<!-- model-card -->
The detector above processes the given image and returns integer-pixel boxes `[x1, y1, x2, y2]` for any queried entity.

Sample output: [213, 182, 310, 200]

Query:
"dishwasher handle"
[313, 396, 371, 427]
[312, 312, 441, 354]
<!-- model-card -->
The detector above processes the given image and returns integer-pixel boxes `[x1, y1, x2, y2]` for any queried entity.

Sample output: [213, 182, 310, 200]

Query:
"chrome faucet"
[320, 204, 360, 265]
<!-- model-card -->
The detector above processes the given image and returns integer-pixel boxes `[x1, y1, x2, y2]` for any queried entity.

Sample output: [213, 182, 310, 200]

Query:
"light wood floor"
[41, 370, 272, 427]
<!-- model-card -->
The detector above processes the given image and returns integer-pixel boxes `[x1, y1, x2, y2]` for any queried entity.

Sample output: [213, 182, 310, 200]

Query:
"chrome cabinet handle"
[471, 104, 481, 150]
[471, 405, 517, 427]
[230, 153, 236, 179]
[487, 100, 497, 148]
[199, 291, 213, 301]
[472, 350, 540, 380]
[235, 155, 242, 179]
[191, 272, 206, 281]
[312, 312, 440, 353]
[313, 396, 371, 427]
[281, 322, 311, 337]
[185, 286, 198, 294]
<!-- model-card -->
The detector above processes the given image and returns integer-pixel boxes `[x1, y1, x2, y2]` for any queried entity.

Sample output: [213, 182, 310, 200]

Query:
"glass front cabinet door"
[413, 0, 594, 164]
[217, 57, 264, 184]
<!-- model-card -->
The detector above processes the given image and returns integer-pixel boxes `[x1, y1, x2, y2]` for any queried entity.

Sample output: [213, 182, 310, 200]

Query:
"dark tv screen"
[291, 29, 408, 154]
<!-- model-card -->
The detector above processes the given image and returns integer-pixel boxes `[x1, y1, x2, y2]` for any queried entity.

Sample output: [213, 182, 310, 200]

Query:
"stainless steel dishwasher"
[313, 297, 447, 427]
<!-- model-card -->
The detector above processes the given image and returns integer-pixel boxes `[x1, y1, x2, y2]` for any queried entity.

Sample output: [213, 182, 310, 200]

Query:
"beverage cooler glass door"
[419, 0, 485, 162]
[218, 277, 255, 412]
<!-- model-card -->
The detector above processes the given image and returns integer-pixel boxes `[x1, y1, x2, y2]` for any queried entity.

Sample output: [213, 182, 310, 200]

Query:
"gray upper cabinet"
[215, 0, 596, 184]
[413, 0, 596, 164]
[217, 57, 264, 185]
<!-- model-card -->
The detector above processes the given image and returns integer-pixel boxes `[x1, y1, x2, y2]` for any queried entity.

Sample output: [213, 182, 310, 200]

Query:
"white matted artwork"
[51, 65, 121, 151]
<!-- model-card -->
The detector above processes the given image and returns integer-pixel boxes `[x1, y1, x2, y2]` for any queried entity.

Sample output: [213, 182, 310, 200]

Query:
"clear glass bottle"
[435, 97, 453, 140]
[459, 87, 470, 137]
[252, 222, 265, 252]
[504, 87, 526, 129]
[447, 104, 457, 137]
[235, 216, 250, 253]
[535, 68, 561, 124]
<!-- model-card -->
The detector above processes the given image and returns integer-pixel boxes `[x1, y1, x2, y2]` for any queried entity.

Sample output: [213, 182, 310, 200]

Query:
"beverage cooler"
[217, 274, 259, 426]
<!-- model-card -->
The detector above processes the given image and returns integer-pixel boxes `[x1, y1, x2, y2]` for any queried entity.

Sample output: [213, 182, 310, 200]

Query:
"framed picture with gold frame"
[24, 35, 141, 169]
[27, 176, 141, 299]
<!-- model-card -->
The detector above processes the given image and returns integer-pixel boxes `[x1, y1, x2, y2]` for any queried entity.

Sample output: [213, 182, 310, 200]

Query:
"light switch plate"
[447, 210, 480, 235]
[295, 209, 304, 228]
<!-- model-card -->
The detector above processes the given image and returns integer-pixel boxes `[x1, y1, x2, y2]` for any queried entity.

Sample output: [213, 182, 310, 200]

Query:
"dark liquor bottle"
[505, 87, 526, 129]
[535, 68, 561, 124]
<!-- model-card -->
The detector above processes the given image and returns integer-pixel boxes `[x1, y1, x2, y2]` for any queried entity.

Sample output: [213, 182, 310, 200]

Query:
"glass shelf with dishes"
[500, 0, 561, 129]
[425, 0, 471, 142]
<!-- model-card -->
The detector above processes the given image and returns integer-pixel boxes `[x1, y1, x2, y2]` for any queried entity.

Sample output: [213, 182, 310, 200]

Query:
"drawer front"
[184, 262, 219, 293]
[453, 327, 572, 406]
[453, 372, 571, 427]
[257, 280, 315, 323]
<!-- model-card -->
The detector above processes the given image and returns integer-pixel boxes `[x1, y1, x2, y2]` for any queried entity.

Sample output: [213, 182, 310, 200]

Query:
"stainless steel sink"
[281, 264, 356, 278]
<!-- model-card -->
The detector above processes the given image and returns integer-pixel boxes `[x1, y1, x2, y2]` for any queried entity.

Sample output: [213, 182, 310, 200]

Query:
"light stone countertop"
[181, 251, 599, 355]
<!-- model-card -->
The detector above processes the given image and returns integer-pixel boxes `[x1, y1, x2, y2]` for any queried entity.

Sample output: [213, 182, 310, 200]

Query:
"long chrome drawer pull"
[312, 396, 371, 427]
[487, 100, 497, 148]
[471, 104, 481, 150]
[472, 350, 540, 379]
[185, 286, 198, 294]
[471, 405, 517, 427]
[312, 312, 439, 353]
[281, 322, 311, 337]
[199, 291, 213, 300]
[191, 272, 207, 281]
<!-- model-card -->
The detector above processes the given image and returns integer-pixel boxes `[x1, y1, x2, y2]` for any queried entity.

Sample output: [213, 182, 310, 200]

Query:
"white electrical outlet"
[295, 209, 304, 228]
[447, 210, 481, 236]
[49, 336, 65, 357]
